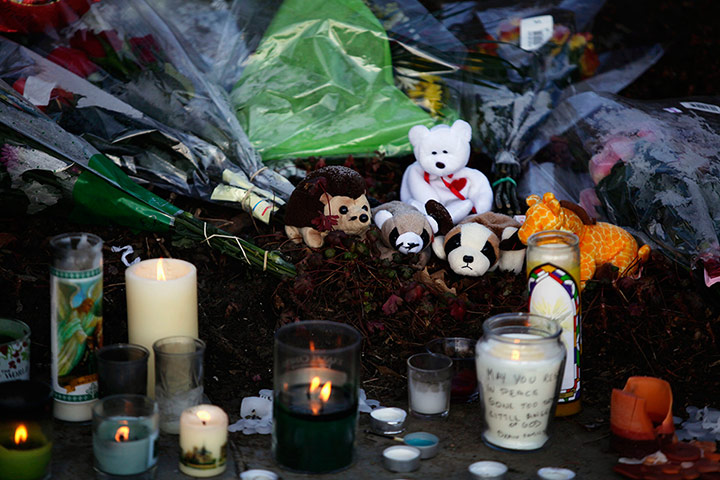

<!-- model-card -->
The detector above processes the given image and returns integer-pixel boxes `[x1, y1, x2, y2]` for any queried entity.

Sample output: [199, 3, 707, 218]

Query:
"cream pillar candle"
[179, 404, 228, 477]
[126, 258, 198, 397]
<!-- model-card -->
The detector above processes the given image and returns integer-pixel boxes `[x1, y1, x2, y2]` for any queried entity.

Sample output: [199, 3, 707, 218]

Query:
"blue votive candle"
[92, 395, 158, 477]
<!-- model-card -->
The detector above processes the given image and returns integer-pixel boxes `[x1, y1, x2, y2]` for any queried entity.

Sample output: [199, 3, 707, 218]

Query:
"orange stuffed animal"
[518, 192, 650, 289]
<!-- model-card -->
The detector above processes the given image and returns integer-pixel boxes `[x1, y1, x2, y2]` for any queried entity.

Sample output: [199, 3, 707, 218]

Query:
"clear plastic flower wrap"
[6, 0, 295, 203]
[519, 91, 720, 286]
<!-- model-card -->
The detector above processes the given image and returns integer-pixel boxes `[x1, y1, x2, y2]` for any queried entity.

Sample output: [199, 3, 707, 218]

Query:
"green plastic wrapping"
[231, 0, 435, 162]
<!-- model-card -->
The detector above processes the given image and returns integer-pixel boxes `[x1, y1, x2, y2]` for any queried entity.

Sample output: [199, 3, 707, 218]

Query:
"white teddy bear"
[400, 119, 493, 225]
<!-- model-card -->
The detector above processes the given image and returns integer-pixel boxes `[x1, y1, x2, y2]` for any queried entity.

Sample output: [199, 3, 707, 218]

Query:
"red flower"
[8, 361, 16, 369]
[69, 29, 122, 59]
[129, 35, 160, 64]
[579, 48, 600, 79]
[47, 46, 98, 78]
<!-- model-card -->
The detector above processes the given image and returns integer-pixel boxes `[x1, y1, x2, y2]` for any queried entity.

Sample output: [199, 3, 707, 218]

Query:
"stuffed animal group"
[282, 122, 648, 285]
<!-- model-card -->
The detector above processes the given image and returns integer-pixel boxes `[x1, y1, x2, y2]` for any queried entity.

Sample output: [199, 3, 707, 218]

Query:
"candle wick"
[202, 421, 206, 426]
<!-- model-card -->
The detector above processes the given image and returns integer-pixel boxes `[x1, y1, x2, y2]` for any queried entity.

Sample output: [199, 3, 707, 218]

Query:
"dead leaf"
[414, 267, 456, 295]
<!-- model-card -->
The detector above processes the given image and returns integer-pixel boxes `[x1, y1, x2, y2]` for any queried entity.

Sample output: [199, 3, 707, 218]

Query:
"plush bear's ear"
[408, 125, 430, 147]
[432, 236, 447, 260]
[374, 210, 393, 229]
[450, 120, 472, 143]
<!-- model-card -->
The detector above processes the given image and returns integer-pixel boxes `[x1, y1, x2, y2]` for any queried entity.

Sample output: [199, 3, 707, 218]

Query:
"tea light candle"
[370, 407, 407, 435]
[382, 445, 421, 473]
[537, 467, 576, 479]
[468, 461, 508, 480]
[179, 404, 228, 477]
[240, 470, 278, 480]
[126, 258, 198, 397]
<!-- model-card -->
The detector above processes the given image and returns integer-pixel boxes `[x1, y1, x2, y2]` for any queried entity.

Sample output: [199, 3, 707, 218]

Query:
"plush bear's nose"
[436, 162, 445, 169]
[359, 214, 369, 223]
[463, 255, 474, 264]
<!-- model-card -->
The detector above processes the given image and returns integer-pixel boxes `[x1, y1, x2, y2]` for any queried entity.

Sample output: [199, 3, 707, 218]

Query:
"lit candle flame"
[309, 341, 315, 352]
[320, 381, 332, 402]
[511, 350, 520, 361]
[309, 376, 321, 393]
[156, 258, 167, 281]
[196, 410, 211, 425]
[115, 426, 130, 442]
[14, 425, 27, 445]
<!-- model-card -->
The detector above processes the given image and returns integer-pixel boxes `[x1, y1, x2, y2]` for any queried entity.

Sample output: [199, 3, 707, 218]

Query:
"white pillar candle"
[476, 333, 564, 450]
[179, 404, 228, 478]
[126, 258, 198, 397]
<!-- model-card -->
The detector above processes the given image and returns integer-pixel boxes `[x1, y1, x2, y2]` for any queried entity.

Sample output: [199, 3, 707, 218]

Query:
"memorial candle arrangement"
[50, 232, 103, 422]
[179, 404, 228, 477]
[475, 313, 565, 451]
[0, 380, 53, 480]
[126, 258, 198, 397]
[92, 395, 159, 479]
[272, 321, 362, 474]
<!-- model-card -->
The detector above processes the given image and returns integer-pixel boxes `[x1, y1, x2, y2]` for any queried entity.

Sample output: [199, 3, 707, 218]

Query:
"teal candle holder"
[92, 394, 159, 479]
[272, 321, 362, 474]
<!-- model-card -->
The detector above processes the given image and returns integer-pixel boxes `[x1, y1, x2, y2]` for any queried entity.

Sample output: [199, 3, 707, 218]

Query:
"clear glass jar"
[475, 313, 566, 451]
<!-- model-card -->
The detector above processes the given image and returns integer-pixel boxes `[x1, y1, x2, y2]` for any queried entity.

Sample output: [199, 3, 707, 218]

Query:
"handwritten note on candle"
[476, 338, 564, 450]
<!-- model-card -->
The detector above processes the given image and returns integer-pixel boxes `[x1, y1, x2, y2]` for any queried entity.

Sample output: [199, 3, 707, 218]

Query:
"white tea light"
[239, 469, 279, 480]
[468, 461, 508, 480]
[370, 407, 407, 434]
[537, 467, 576, 479]
[382, 445, 421, 473]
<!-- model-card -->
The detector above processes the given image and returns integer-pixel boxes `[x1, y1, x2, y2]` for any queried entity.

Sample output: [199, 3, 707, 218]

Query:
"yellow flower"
[568, 33, 588, 51]
[407, 75, 444, 117]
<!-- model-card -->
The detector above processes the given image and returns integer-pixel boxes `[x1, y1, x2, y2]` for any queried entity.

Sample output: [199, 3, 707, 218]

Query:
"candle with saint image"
[273, 322, 361, 474]
[179, 404, 228, 477]
[475, 313, 565, 451]
[126, 258, 198, 397]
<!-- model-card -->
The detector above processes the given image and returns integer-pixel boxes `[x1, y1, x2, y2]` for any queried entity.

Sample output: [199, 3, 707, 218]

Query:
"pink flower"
[47, 46, 98, 78]
[589, 136, 636, 184]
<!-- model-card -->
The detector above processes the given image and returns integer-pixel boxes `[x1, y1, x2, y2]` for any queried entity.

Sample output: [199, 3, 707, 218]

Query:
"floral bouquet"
[527, 91, 720, 285]
[0, 35, 283, 223]
[0, 79, 296, 277]
[9, 0, 295, 204]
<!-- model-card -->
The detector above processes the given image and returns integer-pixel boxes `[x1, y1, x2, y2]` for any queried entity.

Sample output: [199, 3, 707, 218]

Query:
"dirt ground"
[1, 0, 719, 478]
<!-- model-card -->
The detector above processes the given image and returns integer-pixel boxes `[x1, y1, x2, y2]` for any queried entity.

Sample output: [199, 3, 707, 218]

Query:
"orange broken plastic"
[611, 376, 675, 441]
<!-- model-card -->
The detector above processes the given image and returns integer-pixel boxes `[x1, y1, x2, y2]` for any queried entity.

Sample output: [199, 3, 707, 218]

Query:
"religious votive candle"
[475, 313, 565, 451]
[0, 380, 53, 480]
[179, 404, 228, 477]
[126, 258, 198, 397]
[50, 232, 103, 422]
[0, 319, 30, 383]
[92, 395, 159, 478]
[272, 321, 362, 474]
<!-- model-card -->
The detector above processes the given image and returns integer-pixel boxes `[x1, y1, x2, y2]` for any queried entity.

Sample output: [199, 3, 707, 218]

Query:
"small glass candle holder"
[153, 336, 205, 434]
[475, 313, 566, 451]
[0, 319, 30, 383]
[426, 337, 478, 402]
[97, 344, 149, 398]
[407, 353, 453, 419]
[92, 394, 159, 480]
[0, 380, 53, 480]
[49, 232, 103, 422]
[179, 404, 229, 477]
[273, 320, 362, 474]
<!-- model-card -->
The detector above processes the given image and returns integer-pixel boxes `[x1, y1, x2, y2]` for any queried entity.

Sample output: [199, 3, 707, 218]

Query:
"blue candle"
[93, 417, 158, 475]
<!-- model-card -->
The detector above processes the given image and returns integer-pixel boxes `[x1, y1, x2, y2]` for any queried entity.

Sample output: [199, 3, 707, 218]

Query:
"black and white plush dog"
[432, 212, 525, 276]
